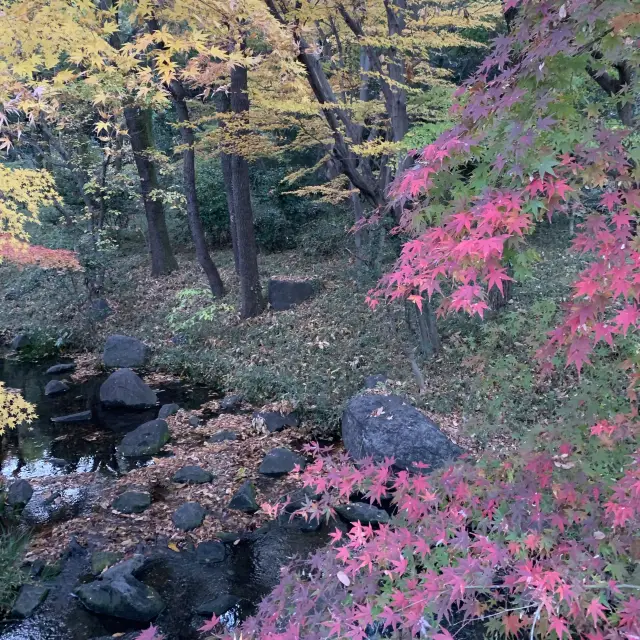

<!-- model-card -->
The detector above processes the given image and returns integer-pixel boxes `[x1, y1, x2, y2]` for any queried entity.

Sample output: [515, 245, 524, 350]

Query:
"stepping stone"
[252, 411, 300, 433]
[219, 394, 244, 413]
[335, 502, 390, 525]
[228, 481, 259, 513]
[112, 491, 152, 514]
[44, 379, 70, 396]
[11, 585, 49, 618]
[208, 429, 237, 443]
[119, 419, 169, 457]
[195, 541, 226, 564]
[46, 363, 76, 375]
[75, 576, 163, 622]
[258, 448, 306, 477]
[7, 479, 33, 506]
[173, 502, 206, 531]
[196, 594, 246, 617]
[50, 411, 92, 424]
[172, 466, 213, 485]
[188, 415, 200, 427]
[364, 373, 387, 389]
[158, 403, 179, 419]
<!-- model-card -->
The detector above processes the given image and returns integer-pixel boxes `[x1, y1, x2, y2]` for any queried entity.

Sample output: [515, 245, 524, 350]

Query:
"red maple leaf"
[601, 191, 621, 211]
[614, 305, 640, 335]
[198, 614, 220, 633]
[585, 598, 608, 626]
[502, 614, 524, 637]
[548, 615, 571, 639]
[136, 626, 164, 640]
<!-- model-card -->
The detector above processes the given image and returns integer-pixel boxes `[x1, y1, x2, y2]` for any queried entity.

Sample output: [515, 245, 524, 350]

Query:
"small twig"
[530, 604, 542, 640]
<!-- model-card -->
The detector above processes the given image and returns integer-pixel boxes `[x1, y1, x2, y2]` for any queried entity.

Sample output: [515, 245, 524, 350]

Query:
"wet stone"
[259, 447, 307, 477]
[112, 491, 152, 514]
[228, 481, 258, 513]
[158, 403, 180, 419]
[195, 540, 226, 565]
[173, 502, 206, 531]
[172, 465, 213, 485]
[253, 411, 300, 433]
[335, 502, 390, 525]
[91, 551, 123, 575]
[7, 479, 33, 507]
[119, 419, 169, 457]
[11, 585, 49, 618]
[46, 363, 76, 375]
[50, 410, 92, 424]
[208, 429, 237, 443]
[44, 379, 70, 396]
[195, 594, 245, 617]
[219, 394, 244, 413]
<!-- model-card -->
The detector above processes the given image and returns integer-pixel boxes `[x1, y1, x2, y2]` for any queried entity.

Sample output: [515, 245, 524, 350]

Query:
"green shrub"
[0, 529, 28, 616]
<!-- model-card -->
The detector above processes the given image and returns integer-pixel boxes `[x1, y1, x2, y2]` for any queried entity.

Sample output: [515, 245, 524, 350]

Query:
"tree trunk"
[123, 106, 178, 276]
[171, 93, 225, 297]
[220, 152, 240, 274]
[488, 263, 514, 312]
[229, 63, 264, 318]
[415, 296, 440, 357]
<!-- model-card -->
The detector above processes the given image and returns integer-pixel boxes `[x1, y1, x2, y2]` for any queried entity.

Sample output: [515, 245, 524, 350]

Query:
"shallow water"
[0, 357, 211, 479]
[0, 358, 330, 640]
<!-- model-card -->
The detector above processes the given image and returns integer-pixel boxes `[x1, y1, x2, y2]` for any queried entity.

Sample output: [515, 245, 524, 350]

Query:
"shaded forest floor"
[0, 218, 631, 450]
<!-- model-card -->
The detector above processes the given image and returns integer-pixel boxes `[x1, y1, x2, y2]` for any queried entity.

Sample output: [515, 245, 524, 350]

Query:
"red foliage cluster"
[198, 428, 639, 640]
[0, 233, 80, 270]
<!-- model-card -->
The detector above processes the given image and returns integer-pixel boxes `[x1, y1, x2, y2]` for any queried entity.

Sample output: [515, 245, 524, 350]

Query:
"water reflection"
[0, 357, 211, 479]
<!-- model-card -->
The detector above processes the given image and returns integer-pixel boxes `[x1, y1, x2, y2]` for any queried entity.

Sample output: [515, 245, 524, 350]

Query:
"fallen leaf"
[168, 542, 180, 552]
[337, 570, 350, 587]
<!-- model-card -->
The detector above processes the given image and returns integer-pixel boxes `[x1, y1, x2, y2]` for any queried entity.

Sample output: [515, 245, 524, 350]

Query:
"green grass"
[0, 529, 29, 616]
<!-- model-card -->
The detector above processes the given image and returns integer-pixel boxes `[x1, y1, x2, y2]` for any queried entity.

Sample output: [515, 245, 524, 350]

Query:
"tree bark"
[229, 63, 264, 318]
[170, 90, 226, 297]
[216, 90, 240, 275]
[123, 106, 178, 276]
[220, 151, 240, 274]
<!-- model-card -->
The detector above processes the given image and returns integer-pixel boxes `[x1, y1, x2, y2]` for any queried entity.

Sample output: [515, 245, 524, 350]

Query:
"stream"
[0, 357, 329, 640]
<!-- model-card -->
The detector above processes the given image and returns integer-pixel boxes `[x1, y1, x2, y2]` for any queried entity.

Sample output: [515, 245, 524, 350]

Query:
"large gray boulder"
[268, 278, 319, 311]
[76, 575, 164, 622]
[119, 419, 169, 458]
[100, 369, 157, 409]
[103, 335, 149, 369]
[342, 394, 462, 471]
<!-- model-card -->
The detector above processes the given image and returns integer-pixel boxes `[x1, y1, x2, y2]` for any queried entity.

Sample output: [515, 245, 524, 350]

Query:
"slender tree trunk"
[123, 106, 178, 276]
[414, 296, 440, 357]
[488, 263, 514, 312]
[171, 93, 225, 297]
[229, 63, 264, 318]
[220, 152, 240, 274]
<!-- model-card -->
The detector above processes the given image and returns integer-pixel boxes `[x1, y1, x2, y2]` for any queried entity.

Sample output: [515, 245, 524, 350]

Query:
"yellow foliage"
[0, 165, 59, 244]
[0, 382, 35, 436]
